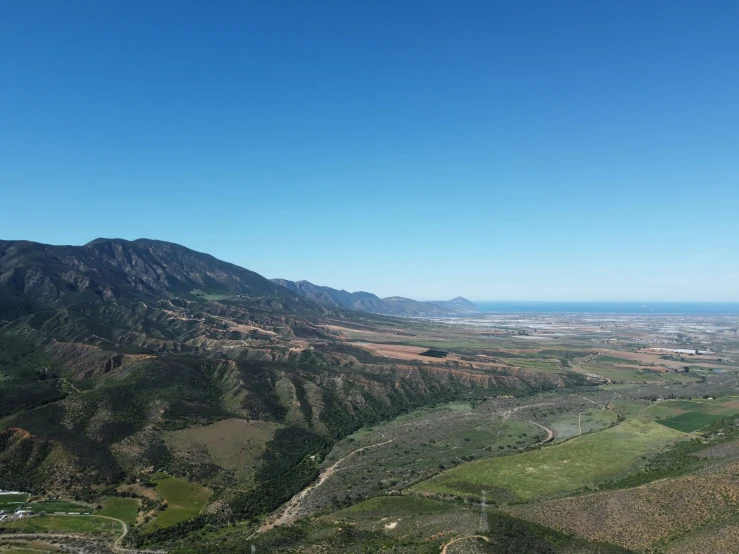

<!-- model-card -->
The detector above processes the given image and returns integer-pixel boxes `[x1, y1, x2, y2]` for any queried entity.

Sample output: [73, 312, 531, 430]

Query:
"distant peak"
[85, 237, 130, 246]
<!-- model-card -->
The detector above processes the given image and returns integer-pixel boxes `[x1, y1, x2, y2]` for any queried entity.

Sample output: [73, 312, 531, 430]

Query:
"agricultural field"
[24, 500, 91, 514]
[0, 515, 122, 536]
[0, 493, 29, 511]
[641, 398, 739, 432]
[579, 356, 701, 384]
[96, 496, 139, 526]
[141, 476, 210, 533]
[4, 304, 739, 553]
[413, 418, 684, 501]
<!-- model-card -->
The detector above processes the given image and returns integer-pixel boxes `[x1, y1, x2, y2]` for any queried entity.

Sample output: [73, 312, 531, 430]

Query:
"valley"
[2, 240, 739, 552]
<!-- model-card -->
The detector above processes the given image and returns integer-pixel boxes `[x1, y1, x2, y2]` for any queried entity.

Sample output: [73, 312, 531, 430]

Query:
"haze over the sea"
[474, 302, 739, 315]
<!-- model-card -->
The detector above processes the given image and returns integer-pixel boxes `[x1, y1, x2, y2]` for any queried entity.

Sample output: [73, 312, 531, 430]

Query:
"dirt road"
[1, 515, 165, 554]
[259, 439, 393, 532]
[527, 420, 554, 444]
[440, 534, 490, 553]
[497, 402, 555, 444]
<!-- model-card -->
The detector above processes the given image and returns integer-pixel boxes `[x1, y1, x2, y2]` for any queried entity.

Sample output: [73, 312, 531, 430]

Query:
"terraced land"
[413, 418, 684, 500]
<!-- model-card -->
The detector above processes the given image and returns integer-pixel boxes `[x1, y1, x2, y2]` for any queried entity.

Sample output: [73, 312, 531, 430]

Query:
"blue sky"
[1, 1, 738, 300]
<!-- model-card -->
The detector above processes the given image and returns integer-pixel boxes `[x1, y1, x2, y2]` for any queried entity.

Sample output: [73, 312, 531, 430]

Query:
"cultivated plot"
[413, 418, 684, 501]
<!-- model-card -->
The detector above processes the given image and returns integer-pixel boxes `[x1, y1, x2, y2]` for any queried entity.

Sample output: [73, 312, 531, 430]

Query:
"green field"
[25, 500, 91, 514]
[658, 412, 726, 432]
[644, 399, 739, 432]
[96, 496, 139, 525]
[0, 493, 29, 511]
[413, 418, 684, 501]
[595, 355, 640, 365]
[142, 476, 210, 533]
[0, 514, 122, 535]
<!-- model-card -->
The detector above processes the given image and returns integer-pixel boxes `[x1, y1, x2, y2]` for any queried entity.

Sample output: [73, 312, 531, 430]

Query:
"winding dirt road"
[498, 402, 555, 444]
[440, 534, 490, 553]
[1, 515, 164, 554]
[259, 439, 394, 532]
[527, 420, 554, 444]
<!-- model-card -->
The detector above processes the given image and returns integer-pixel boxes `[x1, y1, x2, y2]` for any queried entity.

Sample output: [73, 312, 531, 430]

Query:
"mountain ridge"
[0, 238, 319, 313]
[272, 278, 479, 316]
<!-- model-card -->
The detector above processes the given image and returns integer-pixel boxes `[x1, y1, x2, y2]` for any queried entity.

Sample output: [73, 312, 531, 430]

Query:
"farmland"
[0, 514, 122, 536]
[413, 418, 684, 501]
[0, 493, 29, 511]
[641, 399, 739, 432]
[4, 301, 739, 553]
[24, 500, 91, 514]
[96, 496, 139, 526]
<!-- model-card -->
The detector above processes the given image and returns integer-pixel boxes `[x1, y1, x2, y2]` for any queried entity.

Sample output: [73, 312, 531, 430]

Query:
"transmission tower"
[479, 490, 489, 533]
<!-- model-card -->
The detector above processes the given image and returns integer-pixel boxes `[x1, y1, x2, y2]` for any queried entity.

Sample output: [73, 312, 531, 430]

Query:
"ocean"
[473, 302, 739, 315]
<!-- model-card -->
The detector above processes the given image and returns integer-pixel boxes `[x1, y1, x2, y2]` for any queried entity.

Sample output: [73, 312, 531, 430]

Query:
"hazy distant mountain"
[272, 279, 479, 316]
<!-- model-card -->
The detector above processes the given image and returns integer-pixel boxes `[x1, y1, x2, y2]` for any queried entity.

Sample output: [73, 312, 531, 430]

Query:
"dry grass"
[163, 418, 281, 485]
[666, 517, 739, 553]
[507, 461, 739, 551]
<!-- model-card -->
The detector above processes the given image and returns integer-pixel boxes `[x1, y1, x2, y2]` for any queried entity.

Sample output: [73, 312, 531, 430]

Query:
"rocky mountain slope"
[0, 238, 588, 550]
[272, 278, 479, 316]
[0, 238, 313, 313]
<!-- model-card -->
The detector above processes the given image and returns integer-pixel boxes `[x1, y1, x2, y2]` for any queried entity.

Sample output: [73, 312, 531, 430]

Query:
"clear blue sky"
[1, 1, 738, 301]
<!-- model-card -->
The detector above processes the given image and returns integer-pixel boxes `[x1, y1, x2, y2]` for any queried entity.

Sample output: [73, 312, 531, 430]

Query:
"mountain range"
[0, 238, 476, 318]
[272, 278, 478, 316]
[0, 237, 584, 551]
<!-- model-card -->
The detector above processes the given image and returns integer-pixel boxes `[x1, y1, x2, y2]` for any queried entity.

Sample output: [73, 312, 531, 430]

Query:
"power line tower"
[251, 545, 256, 554]
[479, 490, 489, 533]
